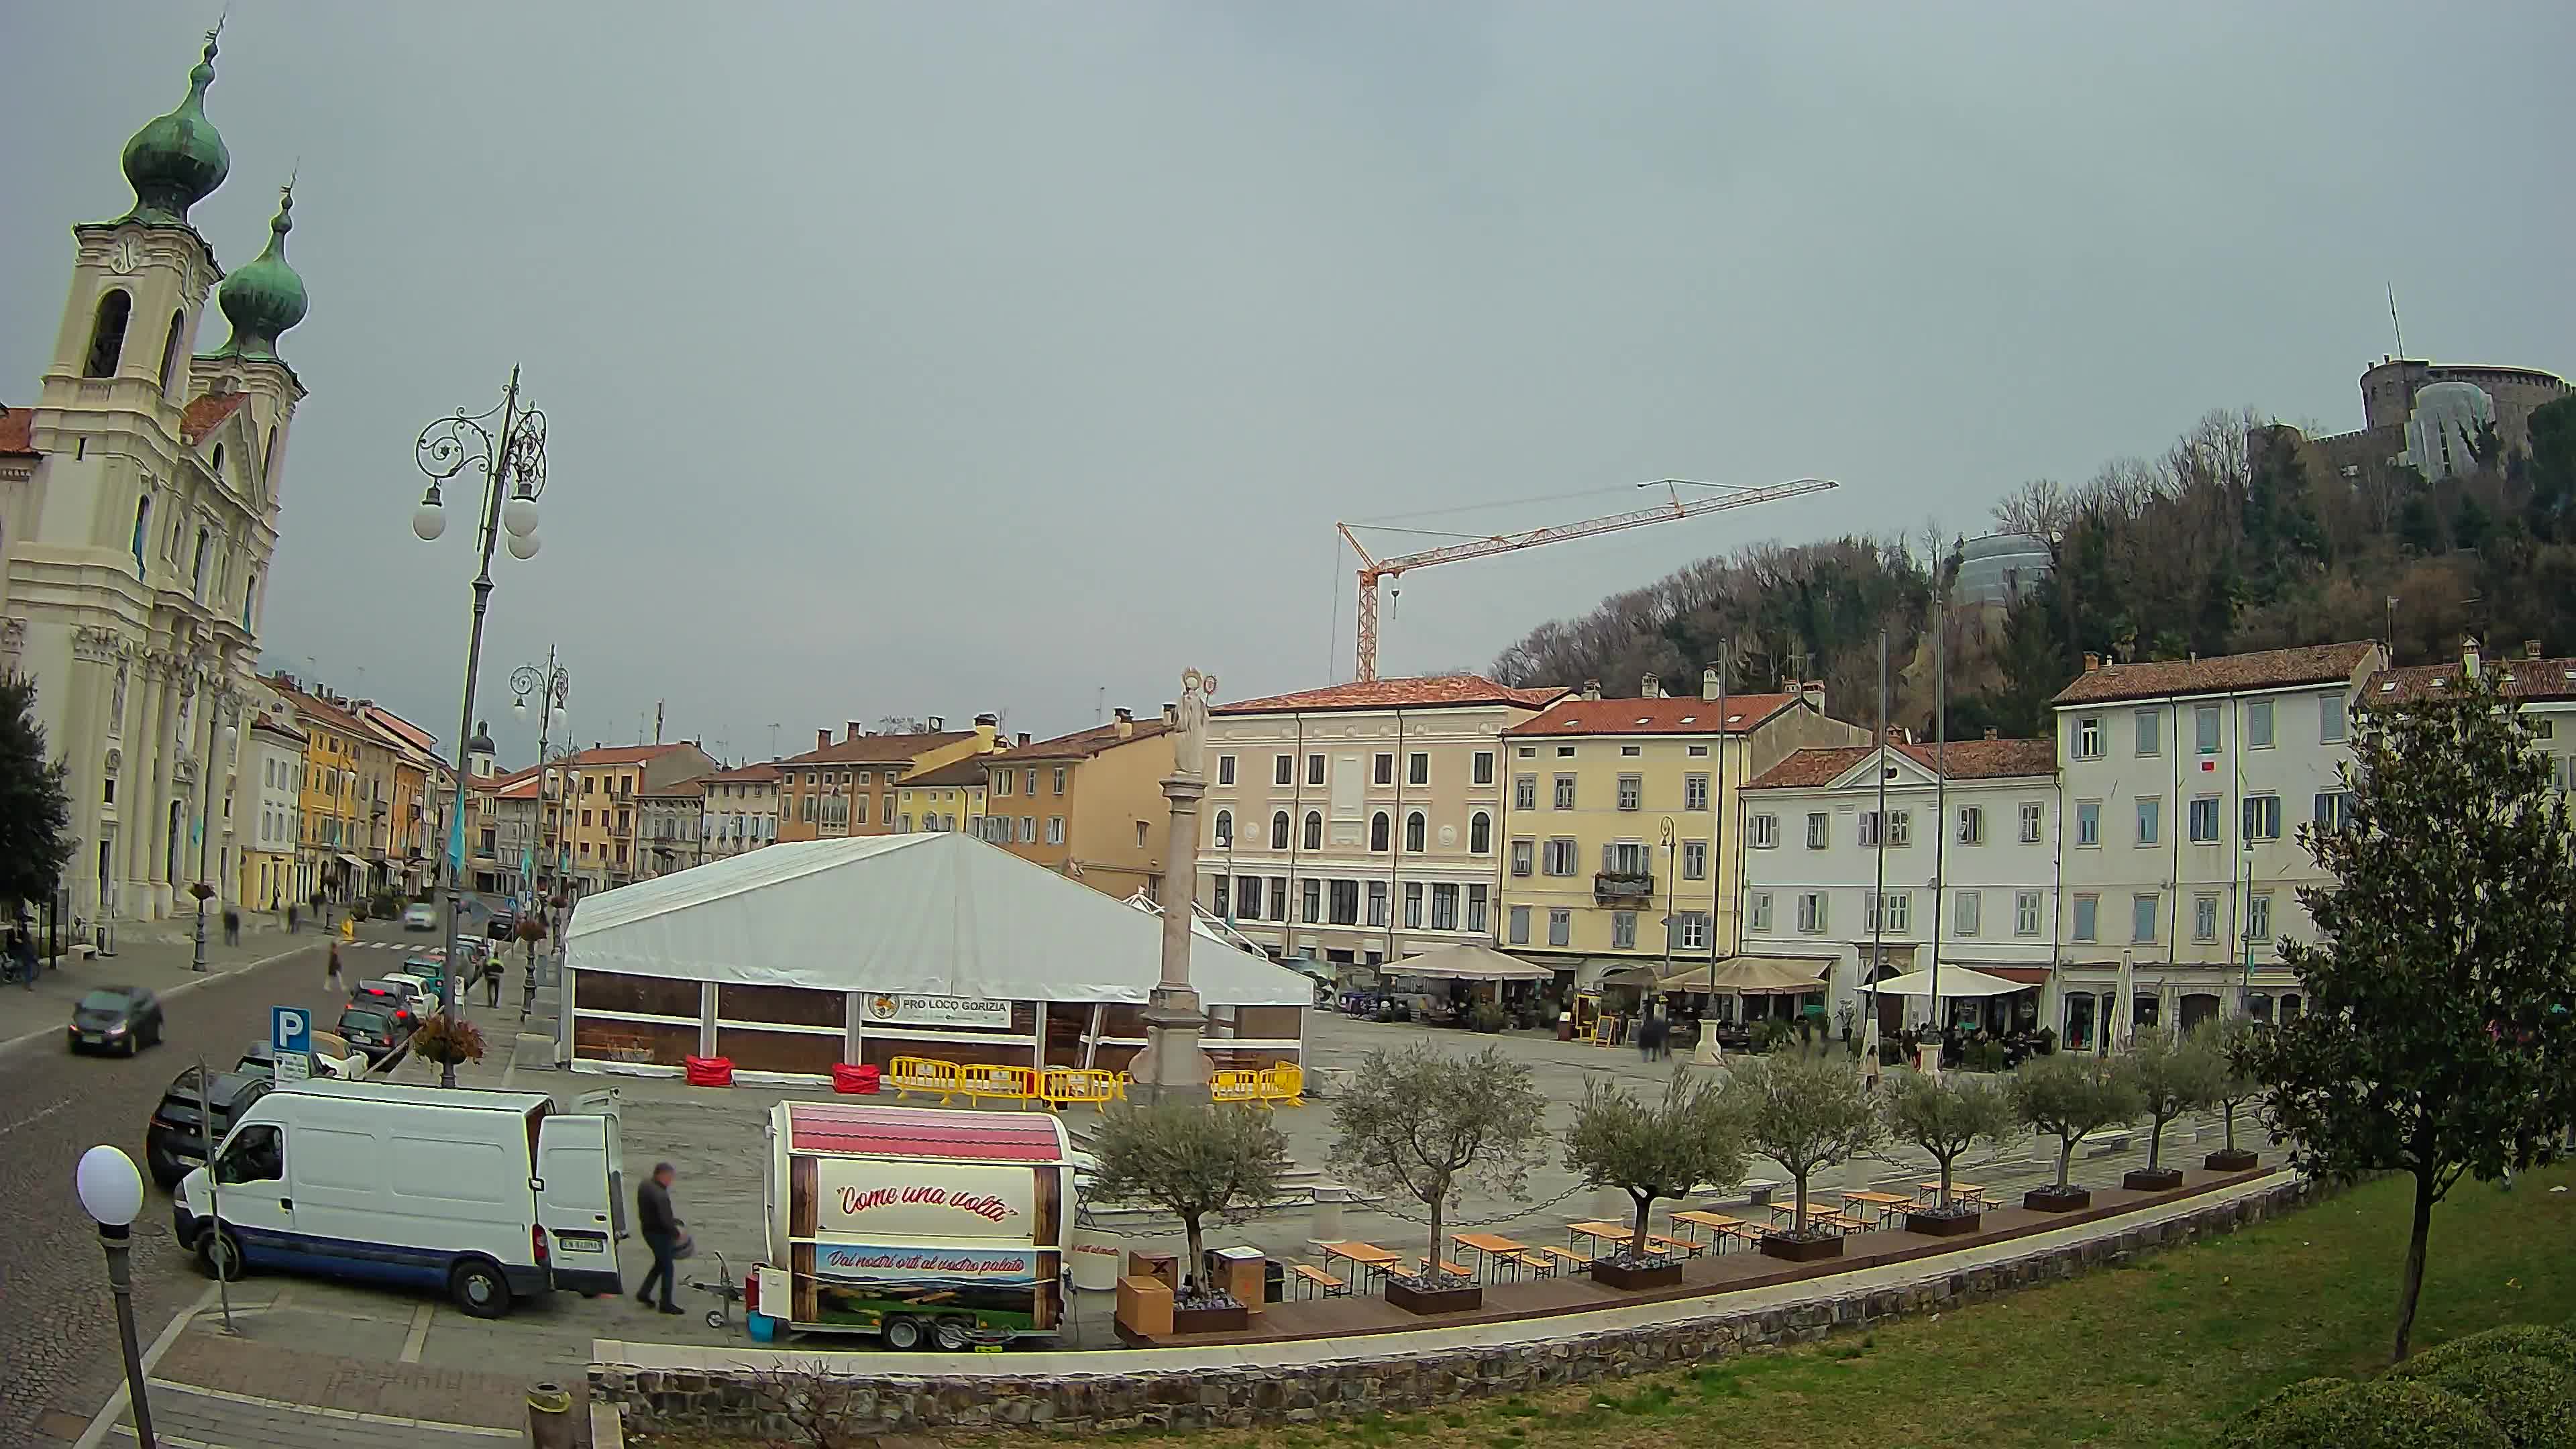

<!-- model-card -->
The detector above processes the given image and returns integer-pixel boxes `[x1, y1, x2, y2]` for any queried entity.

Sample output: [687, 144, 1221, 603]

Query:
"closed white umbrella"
[2114, 951, 2135, 1055]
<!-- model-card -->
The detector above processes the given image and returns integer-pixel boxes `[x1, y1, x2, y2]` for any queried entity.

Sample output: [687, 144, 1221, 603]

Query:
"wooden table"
[1568, 1221, 1655, 1257]
[1670, 1210, 1763, 1251]
[1917, 1181, 1994, 1208]
[1839, 1189, 1913, 1226]
[1452, 1232, 1530, 1280]
[1318, 1240, 1401, 1292]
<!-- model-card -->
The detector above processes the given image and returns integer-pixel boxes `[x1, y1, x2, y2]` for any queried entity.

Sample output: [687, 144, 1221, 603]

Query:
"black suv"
[144, 1066, 273, 1189]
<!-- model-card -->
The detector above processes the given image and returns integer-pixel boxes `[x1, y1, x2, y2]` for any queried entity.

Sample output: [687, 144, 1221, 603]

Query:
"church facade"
[0, 29, 313, 926]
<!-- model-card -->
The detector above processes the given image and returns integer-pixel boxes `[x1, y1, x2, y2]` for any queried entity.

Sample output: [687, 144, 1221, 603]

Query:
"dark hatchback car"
[335, 1005, 407, 1065]
[144, 1066, 272, 1187]
[347, 979, 423, 1028]
[69, 986, 164, 1055]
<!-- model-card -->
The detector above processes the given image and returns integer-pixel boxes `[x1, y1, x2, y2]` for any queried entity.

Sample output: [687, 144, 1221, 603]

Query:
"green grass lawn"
[1065, 1163, 2576, 1449]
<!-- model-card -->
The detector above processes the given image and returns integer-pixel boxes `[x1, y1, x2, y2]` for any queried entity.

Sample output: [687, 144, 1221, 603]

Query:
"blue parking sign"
[272, 1006, 311, 1083]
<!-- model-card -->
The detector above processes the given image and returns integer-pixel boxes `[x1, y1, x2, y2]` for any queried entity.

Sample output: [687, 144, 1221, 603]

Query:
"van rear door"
[533, 1114, 621, 1295]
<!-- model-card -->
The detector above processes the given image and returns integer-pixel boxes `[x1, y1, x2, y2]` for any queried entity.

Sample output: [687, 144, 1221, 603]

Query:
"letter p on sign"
[272, 1006, 311, 1083]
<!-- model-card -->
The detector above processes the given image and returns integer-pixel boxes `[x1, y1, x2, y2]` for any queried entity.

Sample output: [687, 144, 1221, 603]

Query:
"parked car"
[145, 1066, 273, 1187]
[335, 1006, 409, 1066]
[235, 1036, 362, 1081]
[400, 903, 438, 932]
[348, 979, 423, 1030]
[486, 908, 517, 941]
[68, 986, 164, 1055]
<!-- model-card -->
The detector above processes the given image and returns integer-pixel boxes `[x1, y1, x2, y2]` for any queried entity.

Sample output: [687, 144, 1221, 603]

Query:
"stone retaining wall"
[594, 1179, 2313, 1439]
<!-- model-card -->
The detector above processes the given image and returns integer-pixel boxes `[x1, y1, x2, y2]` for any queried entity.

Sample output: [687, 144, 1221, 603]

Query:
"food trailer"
[748, 1101, 1073, 1349]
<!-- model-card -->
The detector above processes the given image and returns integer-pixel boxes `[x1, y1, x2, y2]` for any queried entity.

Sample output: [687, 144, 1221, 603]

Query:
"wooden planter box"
[1591, 1256, 1684, 1291]
[2023, 1185, 2092, 1213]
[2204, 1148, 2259, 1172]
[1905, 1208, 1983, 1237]
[1760, 1232, 1843, 1263]
[1385, 1277, 1483, 1316]
[2123, 1167, 2186, 1192]
[1169, 1301, 1250, 1336]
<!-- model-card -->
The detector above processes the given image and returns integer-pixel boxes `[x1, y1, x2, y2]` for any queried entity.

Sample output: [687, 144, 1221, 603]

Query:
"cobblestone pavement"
[0, 917, 529, 1447]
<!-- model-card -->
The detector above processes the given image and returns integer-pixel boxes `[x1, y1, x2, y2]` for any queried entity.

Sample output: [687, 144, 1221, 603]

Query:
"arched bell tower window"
[211, 444, 225, 482]
[85, 289, 133, 378]
[157, 311, 186, 394]
[192, 527, 211, 601]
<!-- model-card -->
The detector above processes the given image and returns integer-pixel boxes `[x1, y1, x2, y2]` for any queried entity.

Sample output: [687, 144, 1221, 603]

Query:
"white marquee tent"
[564, 832, 1311, 1008]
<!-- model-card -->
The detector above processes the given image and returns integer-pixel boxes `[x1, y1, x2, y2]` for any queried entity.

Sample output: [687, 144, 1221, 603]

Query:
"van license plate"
[555, 1234, 605, 1254]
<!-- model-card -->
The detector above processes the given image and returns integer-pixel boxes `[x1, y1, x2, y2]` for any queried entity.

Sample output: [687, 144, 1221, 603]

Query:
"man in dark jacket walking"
[636, 1162, 684, 1314]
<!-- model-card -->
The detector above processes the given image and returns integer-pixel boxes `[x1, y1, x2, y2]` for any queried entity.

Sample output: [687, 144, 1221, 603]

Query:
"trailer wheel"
[881, 1315, 926, 1351]
[932, 1317, 973, 1352]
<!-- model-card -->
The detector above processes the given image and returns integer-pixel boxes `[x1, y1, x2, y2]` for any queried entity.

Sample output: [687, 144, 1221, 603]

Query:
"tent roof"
[1865, 965, 2025, 998]
[563, 833, 1311, 1008]
[1384, 943, 1555, 982]
[1658, 955, 1833, 995]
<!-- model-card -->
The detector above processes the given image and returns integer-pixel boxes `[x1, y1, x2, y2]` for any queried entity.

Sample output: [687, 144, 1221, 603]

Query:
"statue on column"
[1171, 668, 1218, 779]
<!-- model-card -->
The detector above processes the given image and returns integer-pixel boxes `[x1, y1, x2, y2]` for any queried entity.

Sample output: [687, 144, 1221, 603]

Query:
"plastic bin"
[830, 1061, 881, 1095]
[683, 1055, 734, 1087]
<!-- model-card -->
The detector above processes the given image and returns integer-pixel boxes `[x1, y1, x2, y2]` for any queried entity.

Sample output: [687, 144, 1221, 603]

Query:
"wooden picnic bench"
[1291, 1263, 1350, 1299]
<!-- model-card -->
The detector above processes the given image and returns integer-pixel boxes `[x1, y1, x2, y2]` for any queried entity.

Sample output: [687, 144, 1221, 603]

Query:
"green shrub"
[2214, 1377, 2510, 1449]
[2411, 1354, 2576, 1448]
[2389, 1324, 2576, 1379]
[1964, 1040, 2008, 1073]
[1468, 1001, 1509, 1034]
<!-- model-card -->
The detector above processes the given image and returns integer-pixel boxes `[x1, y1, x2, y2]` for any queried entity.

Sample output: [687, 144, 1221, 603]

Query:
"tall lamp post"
[190, 712, 239, 972]
[76, 1145, 156, 1449]
[511, 651, 569, 899]
[411, 368, 550, 1088]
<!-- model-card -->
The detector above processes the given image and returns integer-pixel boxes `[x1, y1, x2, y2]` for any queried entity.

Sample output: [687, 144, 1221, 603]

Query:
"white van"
[172, 1079, 622, 1318]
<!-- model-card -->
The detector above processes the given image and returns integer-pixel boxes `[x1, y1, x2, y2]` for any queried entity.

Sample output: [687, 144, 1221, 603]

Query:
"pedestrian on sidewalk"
[636, 1163, 684, 1315]
[7, 927, 32, 990]
[286, 902, 299, 934]
[223, 907, 240, 947]
[311, 888, 327, 930]
[327, 942, 343, 991]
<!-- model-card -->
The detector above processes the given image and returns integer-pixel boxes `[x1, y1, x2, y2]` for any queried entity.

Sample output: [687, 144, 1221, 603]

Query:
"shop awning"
[1865, 965, 2025, 998]
[335, 853, 368, 871]
[1384, 944, 1555, 982]
[1960, 964, 2051, 985]
[1659, 955, 1832, 996]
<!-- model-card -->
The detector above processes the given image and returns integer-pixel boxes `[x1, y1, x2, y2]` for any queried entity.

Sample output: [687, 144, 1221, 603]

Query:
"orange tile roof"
[900, 757, 991, 788]
[494, 773, 542, 800]
[702, 761, 781, 784]
[180, 392, 250, 446]
[268, 677, 367, 735]
[2051, 643, 2379, 706]
[776, 731, 973, 767]
[1503, 693, 1801, 737]
[564, 743, 692, 767]
[2368, 656, 2576, 705]
[0, 406, 34, 457]
[1746, 737, 2057, 790]
[1216, 675, 1566, 715]
[989, 718, 1171, 761]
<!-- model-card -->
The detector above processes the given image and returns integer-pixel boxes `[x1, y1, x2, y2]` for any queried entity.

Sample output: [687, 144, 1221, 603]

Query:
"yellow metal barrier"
[1209, 1068, 1267, 1106]
[959, 1062, 1036, 1108]
[885, 1056, 961, 1104]
[1038, 1067, 1120, 1112]
[1258, 1061, 1305, 1107]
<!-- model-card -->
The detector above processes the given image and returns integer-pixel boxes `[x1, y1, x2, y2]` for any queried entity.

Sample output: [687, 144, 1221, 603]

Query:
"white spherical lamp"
[76, 1144, 145, 1228]
[502, 492, 540, 539]
[412, 494, 447, 543]
[506, 531, 541, 561]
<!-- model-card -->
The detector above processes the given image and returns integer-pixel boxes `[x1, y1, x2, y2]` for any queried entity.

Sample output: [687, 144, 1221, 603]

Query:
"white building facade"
[1739, 737, 2062, 1036]
[241, 706, 303, 912]
[697, 762, 781, 861]
[1, 32, 311, 924]
[2049, 641, 2385, 1046]
[1193, 676, 1564, 967]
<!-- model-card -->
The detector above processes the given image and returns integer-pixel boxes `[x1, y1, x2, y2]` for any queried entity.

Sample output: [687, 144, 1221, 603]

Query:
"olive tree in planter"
[2198, 1019, 2265, 1171]
[2123, 1027, 2226, 1191]
[1330, 1043, 1548, 1314]
[1088, 1102, 1290, 1332]
[1878, 1069, 2015, 1236]
[2008, 1053, 2141, 1211]
[1725, 1053, 1884, 1262]
[1562, 1070, 1748, 1289]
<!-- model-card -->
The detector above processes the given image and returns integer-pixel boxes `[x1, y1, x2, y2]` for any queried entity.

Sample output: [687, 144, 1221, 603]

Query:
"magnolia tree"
[1725, 1053, 1884, 1234]
[1878, 1069, 2015, 1211]
[1089, 1102, 1291, 1299]
[1330, 1044, 1549, 1284]
[2127, 1028, 2227, 1175]
[2008, 1053, 2142, 1193]
[2241, 667, 2576, 1362]
[1562, 1070, 1748, 1261]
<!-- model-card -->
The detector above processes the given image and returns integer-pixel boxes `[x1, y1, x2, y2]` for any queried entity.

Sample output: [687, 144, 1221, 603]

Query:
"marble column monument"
[1130, 668, 1218, 1105]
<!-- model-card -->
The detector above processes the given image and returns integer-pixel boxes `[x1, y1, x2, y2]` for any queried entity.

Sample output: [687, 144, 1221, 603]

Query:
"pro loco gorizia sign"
[816, 1243, 1038, 1285]
[816, 1159, 1036, 1240]
[863, 994, 1012, 1029]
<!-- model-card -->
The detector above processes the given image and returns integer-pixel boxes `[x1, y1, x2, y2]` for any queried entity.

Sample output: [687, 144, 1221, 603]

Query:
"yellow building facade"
[1497, 673, 1864, 987]
[893, 757, 988, 835]
[773, 716, 1002, 843]
[984, 709, 1175, 900]
[272, 680, 367, 904]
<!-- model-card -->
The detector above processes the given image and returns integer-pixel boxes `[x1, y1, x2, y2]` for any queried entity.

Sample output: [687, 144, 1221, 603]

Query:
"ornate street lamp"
[411, 368, 549, 1087]
[76, 1145, 156, 1448]
[511, 650, 569, 906]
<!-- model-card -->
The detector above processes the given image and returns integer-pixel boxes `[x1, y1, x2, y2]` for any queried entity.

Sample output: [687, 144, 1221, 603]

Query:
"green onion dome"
[120, 32, 230, 226]
[213, 186, 307, 361]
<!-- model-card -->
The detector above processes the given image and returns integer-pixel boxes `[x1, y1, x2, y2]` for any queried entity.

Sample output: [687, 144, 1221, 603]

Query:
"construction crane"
[1337, 476, 1839, 682]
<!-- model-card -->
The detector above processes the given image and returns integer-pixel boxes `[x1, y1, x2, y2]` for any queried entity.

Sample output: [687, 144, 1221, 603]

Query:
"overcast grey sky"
[7, 2, 2572, 766]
